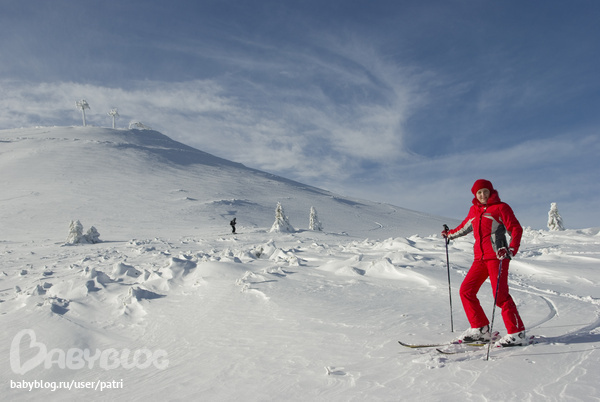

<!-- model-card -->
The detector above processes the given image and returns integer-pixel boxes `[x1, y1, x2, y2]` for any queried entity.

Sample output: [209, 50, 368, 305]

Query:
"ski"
[398, 331, 500, 349]
[398, 341, 453, 349]
[436, 335, 536, 354]
[398, 340, 488, 349]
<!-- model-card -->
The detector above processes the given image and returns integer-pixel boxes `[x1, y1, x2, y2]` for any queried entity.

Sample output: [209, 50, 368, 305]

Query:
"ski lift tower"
[76, 99, 90, 127]
[107, 108, 119, 129]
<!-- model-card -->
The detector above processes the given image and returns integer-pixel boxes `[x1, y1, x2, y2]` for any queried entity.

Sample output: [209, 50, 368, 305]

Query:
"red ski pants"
[459, 259, 525, 334]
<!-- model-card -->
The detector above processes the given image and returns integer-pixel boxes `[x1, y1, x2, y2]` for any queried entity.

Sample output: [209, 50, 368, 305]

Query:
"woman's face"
[476, 188, 490, 204]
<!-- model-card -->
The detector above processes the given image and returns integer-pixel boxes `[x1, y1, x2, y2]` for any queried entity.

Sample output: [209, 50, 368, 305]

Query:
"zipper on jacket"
[477, 206, 486, 259]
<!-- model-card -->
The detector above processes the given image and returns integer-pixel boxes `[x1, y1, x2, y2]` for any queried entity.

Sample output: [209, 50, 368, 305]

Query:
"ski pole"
[443, 224, 454, 333]
[486, 245, 511, 361]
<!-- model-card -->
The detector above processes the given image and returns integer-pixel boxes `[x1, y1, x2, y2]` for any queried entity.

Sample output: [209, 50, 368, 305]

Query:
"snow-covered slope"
[1, 127, 599, 401]
[0, 126, 447, 242]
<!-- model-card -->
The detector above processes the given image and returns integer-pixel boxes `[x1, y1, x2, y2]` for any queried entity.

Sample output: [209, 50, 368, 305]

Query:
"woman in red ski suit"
[444, 179, 526, 346]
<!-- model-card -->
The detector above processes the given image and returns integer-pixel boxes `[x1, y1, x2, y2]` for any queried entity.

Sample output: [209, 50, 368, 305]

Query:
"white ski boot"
[457, 325, 491, 343]
[494, 331, 528, 347]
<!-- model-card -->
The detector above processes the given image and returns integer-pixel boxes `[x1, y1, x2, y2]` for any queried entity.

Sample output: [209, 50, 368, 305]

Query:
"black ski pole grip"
[500, 238, 512, 260]
[443, 224, 450, 244]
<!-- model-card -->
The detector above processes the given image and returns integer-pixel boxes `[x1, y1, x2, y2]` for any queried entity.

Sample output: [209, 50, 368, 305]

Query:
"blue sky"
[1, 0, 599, 229]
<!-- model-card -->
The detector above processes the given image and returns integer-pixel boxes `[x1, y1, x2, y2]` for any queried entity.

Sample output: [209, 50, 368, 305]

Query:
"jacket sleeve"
[500, 203, 523, 255]
[448, 207, 475, 240]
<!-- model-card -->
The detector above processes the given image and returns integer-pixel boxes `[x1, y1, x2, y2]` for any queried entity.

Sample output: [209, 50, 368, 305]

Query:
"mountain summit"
[0, 126, 446, 241]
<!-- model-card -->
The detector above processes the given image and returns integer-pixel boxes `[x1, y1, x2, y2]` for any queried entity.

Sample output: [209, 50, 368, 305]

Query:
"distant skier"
[442, 179, 526, 347]
[230, 218, 236, 234]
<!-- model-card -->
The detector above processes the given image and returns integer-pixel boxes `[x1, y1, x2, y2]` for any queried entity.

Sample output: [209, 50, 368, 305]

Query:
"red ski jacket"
[448, 191, 522, 260]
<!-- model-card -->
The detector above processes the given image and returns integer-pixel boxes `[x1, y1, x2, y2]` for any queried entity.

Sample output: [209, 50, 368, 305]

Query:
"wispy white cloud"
[341, 133, 600, 229]
[0, 49, 419, 183]
[0, 80, 232, 128]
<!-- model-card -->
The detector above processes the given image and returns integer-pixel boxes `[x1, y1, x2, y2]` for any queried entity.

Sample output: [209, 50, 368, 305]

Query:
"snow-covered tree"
[66, 220, 84, 244]
[85, 226, 101, 244]
[66, 220, 101, 244]
[270, 202, 295, 233]
[108, 108, 119, 129]
[547, 202, 565, 231]
[129, 121, 152, 130]
[309, 206, 323, 231]
[76, 99, 90, 127]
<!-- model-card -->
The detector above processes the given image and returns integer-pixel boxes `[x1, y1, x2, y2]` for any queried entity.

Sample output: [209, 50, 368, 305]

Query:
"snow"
[1, 127, 599, 401]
